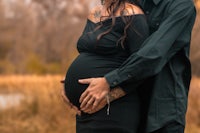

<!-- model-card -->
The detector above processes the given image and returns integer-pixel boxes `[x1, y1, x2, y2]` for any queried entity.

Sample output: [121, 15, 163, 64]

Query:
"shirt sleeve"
[105, 0, 196, 90]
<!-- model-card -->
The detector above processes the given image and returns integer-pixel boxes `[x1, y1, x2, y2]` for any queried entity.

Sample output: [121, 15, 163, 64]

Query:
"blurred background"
[0, 0, 199, 133]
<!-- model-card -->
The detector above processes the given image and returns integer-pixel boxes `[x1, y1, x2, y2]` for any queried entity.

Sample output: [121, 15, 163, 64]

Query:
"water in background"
[0, 94, 24, 110]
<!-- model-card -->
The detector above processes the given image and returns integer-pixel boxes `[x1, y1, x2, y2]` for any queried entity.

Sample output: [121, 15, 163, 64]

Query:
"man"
[63, 0, 196, 132]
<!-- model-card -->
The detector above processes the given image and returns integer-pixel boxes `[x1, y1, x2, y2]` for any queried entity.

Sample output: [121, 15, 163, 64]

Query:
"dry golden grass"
[0, 75, 76, 133]
[185, 76, 200, 133]
[0, 75, 200, 133]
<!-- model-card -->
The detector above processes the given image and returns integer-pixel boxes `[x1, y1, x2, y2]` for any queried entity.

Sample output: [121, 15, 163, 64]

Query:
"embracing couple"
[61, 0, 196, 133]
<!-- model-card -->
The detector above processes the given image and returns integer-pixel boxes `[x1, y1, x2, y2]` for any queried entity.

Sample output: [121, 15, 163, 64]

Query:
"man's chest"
[143, 0, 171, 33]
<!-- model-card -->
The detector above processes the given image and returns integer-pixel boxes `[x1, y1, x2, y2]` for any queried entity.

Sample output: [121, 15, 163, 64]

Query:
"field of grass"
[0, 75, 200, 133]
[0, 75, 76, 133]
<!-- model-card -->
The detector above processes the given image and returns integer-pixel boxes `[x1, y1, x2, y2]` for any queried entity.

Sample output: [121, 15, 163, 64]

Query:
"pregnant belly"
[64, 53, 122, 108]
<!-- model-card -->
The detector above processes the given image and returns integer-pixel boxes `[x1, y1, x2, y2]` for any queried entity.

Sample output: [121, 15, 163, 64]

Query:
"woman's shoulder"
[88, 3, 144, 16]
[87, 3, 144, 22]
[87, 5, 103, 22]
[89, 5, 102, 14]
[123, 3, 144, 16]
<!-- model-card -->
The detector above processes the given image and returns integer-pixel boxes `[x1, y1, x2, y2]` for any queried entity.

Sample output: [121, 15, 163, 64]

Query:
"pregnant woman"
[64, 0, 149, 132]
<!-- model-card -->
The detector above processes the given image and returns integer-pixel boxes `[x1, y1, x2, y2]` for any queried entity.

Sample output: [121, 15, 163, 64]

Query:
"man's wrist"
[108, 87, 126, 102]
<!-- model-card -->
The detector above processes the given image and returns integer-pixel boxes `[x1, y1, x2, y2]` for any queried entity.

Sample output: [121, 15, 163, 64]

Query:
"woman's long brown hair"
[95, 0, 141, 48]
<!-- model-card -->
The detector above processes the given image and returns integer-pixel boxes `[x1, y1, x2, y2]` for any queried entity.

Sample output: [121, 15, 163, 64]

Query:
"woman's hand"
[61, 88, 81, 116]
[79, 77, 110, 110]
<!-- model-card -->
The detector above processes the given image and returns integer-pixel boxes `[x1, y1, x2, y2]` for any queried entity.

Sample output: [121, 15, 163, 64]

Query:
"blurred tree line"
[191, 0, 200, 76]
[0, 0, 90, 74]
[0, 0, 199, 75]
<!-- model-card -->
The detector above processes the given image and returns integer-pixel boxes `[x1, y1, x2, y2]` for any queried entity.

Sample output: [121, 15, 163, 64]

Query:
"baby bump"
[64, 53, 121, 108]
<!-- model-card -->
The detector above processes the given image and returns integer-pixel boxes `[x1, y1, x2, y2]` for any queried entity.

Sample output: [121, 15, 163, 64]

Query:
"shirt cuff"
[104, 69, 133, 88]
[104, 69, 120, 88]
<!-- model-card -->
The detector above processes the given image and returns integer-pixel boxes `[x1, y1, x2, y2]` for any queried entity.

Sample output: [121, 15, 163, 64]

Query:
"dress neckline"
[87, 14, 145, 25]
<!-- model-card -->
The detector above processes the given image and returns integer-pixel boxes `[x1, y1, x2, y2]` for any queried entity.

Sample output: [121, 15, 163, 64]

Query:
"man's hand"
[82, 96, 107, 114]
[61, 88, 81, 116]
[81, 87, 126, 114]
[79, 77, 110, 110]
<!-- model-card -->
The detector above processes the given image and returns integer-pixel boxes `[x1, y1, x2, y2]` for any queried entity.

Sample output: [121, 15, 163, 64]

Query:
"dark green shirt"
[104, 0, 196, 132]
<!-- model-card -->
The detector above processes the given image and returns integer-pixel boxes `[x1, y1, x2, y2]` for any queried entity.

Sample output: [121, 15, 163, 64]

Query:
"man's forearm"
[109, 87, 126, 102]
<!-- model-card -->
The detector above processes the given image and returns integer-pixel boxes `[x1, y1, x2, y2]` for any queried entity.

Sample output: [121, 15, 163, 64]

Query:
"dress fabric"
[64, 15, 149, 133]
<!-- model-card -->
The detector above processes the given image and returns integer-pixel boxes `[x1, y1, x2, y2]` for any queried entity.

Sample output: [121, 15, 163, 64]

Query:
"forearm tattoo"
[109, 87, 126, 102]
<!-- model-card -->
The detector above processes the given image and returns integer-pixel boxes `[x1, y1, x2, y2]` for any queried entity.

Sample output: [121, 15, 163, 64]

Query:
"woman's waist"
[76, 52, 126, 64]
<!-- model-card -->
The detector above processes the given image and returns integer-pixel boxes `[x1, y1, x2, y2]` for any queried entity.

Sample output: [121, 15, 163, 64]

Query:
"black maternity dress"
[64, 14, 149, 133]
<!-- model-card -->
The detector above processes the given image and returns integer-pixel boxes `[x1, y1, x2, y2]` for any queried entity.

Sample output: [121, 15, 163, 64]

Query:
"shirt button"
[113, 81, 117, 85]
[156, 22, 160, 26]
[146, 11, 150, 15]
[127, 74, 132, 78]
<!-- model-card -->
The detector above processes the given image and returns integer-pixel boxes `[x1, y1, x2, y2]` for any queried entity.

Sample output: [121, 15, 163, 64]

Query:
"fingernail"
[78, 112, 81, 116]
